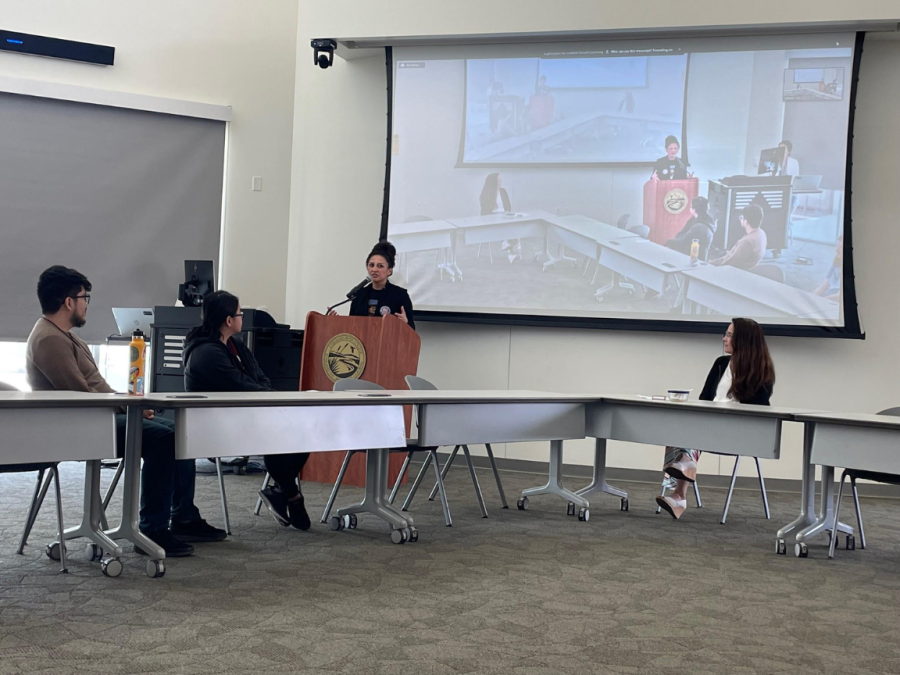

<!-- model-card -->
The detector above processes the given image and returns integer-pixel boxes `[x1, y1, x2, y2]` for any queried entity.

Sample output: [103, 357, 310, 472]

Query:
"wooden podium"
[642, 178, 699, 245]
[298, 312, 421, 488]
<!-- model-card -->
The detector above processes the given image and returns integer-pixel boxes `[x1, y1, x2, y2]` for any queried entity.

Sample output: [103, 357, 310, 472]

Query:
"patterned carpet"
[1, 461, 899, 675]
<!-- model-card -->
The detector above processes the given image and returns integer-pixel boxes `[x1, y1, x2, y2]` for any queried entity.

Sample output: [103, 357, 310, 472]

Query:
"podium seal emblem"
[664, 188, 688, 215]
[323, 333, 366, 382]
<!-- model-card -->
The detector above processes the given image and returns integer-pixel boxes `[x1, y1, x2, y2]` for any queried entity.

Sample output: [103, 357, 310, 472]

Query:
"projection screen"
[384, 32, 863, 338]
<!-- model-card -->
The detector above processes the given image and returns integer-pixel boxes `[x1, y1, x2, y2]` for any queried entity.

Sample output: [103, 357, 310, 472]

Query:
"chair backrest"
[0, 381, 18, 392]
[332, 379, 385, 392]
[405, 375, 437, 391]
[627, 224, 650, 240]
[878, 407, 900, 417]
[750, 264, 784, 284]
[403, 215, 433, 224]
[616, 213, 630, 230]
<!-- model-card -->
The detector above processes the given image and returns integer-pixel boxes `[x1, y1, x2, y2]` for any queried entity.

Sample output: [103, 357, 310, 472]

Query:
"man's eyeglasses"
[71, 294, 91, 305]
[232, 312, 244, 318]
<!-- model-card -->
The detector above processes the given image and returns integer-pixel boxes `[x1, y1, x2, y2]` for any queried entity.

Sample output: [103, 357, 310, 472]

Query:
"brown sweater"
[711, 227, 767, 270]
[26, 318, 116, 394]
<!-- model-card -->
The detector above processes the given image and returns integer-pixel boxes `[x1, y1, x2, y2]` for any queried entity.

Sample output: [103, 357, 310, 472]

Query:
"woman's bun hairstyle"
[368, 241, 397, 268]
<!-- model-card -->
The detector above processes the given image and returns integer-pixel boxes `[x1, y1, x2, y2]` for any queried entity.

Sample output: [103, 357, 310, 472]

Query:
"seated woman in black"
[333, 241, 415, 328]
[183, 290, 311, 530]
[665, 196, 717, 260]
[657, 317, 775, 519]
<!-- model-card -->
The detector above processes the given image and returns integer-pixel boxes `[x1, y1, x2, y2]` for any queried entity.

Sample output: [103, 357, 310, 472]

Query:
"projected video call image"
[387, 35, 854, 328]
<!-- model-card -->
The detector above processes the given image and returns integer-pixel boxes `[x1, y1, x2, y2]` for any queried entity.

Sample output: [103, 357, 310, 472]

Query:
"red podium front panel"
[642, 178, 700, 245]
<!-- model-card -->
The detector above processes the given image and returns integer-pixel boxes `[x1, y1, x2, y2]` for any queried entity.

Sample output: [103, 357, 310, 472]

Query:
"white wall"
[288, 3, 900, 482]
[0, 0, 299, 320]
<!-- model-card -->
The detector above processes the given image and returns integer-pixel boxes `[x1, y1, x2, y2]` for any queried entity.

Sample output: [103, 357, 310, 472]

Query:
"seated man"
[710, 204, 767, 270]
[666, 196, 717, 260]
[26, 266, 226, 557]
[183, 290, 311, 530]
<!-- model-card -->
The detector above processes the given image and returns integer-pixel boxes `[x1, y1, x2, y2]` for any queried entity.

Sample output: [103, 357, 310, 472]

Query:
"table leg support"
[61, 460, 123, 559]
[575, 439, 628, 511]
[521, 440, 591, 518]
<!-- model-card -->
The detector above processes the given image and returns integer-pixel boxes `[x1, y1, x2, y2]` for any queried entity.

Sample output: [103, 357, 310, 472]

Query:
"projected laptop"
[112, 308, 154, 338]
[792, 175, 823, 191]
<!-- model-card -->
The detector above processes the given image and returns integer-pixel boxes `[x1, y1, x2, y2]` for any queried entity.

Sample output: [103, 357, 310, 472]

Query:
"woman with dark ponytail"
[183, 290, 311, 531]
[657, 317, 775, 519]
[332, 241, 415, 329]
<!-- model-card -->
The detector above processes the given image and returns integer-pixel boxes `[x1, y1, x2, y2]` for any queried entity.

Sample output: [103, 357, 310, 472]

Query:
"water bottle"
[128, 329, 146, 396]
[690, 238, 700, 265]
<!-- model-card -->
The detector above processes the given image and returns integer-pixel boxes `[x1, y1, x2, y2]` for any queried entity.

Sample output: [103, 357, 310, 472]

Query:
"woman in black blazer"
[657, 317, 776, 519]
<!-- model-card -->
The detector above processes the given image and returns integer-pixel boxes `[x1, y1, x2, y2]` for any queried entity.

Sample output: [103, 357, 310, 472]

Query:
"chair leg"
[428, 445, 460, 501]
[388, 451, 414, 505]
[99, 459, 125, 530]
[721, 456, 741, 524]
[693, 480, 703, 508]
[829, 470, 848, 559]
[18, 469, 49, 554]
[401, 452, 432, 512]
[755, 457, 770, 519]
[215, 458, 232, 535]
[850, 476, 866, 549]
[484, 444, 509, 508]
[254, 472, 272, 516]
[320, 451, 355, 524]
[462, 445, 488, 518]
[430, 449, 452, 527]
[50, 465, 68, 574]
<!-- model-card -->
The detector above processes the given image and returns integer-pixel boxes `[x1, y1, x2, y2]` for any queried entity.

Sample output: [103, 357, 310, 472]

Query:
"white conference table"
[545, 215, 640, 282]
[783, 412, 895, 558]
[0, 391, 124, 570]
[681, 264, 840, 320]
[595, 237, 700, 300]
[389, 219, 461, 282]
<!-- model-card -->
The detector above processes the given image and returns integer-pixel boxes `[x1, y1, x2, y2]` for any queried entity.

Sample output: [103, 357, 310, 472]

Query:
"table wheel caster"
[795, 542, 808, 558]
[87, 543, 104, 562]
[390, 529, 406, 545]
[330, 516, 344, 531]
[46, 542, 61, 561]
[516, 497, 529, 511]
[343, 514, 358, 530]
[578, 508, 590, 522]
[566, 502, 576, 516]
[620, 498, 629, 512]
[846, 534, 856, 551]
[101, 557, 124, 578]
[407, 527, 418, 543]
[146, 559, 165, 578]
[776, 539, 787, 555]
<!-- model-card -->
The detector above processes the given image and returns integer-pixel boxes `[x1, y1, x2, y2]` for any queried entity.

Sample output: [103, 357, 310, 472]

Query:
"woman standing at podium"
[335, 241, 416, 329]
[183, 290, 311, 530]
[651, 135, 688, 181]
[656, 318, 775, 519]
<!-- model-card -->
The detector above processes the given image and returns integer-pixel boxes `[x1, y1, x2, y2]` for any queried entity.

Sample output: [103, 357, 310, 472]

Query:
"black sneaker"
[287, 495, 311, 531]
[259, 487, 290, 527]
[170, 518, 228, 542]
[136, 529, 194, 557]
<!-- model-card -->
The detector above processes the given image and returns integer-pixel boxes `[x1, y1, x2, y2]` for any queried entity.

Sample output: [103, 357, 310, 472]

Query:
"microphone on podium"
[326, 277, 371, 314]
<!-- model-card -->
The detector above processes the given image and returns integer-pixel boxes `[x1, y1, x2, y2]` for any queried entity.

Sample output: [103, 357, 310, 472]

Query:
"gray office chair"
[398, 376, 509, 518]
[0, 381, 68, 573]
[627, 224, 651, 240]
[656, 454, 770, 524]
[829, 407, 900, 558]
[616, 213, 631, 230]
[750, 264, 785, 284]
[317, 378, 452, 527]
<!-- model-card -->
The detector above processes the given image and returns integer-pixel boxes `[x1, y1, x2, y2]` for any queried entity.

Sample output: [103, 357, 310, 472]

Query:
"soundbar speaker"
[0, 30, 114, 66]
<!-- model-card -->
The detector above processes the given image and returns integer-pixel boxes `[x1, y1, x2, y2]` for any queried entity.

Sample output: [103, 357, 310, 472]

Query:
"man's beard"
[72, 314, 86, 328]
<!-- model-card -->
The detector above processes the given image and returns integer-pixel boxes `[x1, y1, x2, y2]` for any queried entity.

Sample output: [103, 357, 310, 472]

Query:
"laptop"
[792, 174, 823, 191]
[112, 308, 154, 338]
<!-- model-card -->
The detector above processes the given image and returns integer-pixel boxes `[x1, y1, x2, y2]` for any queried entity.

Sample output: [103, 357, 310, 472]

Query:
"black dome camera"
[311, 38, 337, 69]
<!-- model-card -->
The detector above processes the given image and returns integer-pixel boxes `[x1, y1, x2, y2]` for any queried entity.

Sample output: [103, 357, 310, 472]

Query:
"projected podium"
[642, 178, 700, 245]
[708, 176, 791, 256]
[298, 312, 421, 487]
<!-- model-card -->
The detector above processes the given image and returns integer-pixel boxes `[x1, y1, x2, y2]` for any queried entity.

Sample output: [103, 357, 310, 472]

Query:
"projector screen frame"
[379, 32, 866, 340]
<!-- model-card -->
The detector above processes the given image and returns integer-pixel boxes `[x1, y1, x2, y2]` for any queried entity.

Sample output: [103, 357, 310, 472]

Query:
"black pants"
[263, 453, 310, 499]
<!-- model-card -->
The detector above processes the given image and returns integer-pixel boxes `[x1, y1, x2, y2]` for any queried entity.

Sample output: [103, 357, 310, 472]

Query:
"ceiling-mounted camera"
[311, 38, 337, 69]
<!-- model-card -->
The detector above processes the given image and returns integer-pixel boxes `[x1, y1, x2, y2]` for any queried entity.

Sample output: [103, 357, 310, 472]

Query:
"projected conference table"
[680, 264, 840, 320]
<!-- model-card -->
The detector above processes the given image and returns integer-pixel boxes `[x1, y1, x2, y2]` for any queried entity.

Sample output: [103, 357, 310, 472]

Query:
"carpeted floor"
[1, 461, 899, 675]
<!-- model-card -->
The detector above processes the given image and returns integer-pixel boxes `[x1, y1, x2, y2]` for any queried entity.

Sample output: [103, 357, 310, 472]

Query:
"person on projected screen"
[776, 139, 800, 178]
[651, 135, 689, 181]
[479, 173, 520, 263]
[657, 318, 775, 520]
[710, 204, 767, 270]
[665, 196, 717, 260]
[329, 241, 415, 329]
